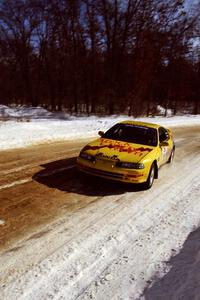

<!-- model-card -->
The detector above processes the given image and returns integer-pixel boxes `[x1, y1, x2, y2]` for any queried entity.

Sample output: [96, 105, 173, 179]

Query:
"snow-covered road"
[0, 125, 200, 299]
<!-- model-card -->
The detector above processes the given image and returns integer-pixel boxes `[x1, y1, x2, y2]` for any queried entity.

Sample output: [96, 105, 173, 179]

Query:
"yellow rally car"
[77, 121, 175, 189]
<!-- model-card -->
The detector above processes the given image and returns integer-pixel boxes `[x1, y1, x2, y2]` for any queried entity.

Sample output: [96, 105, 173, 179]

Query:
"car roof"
[119, 120, 161, 129]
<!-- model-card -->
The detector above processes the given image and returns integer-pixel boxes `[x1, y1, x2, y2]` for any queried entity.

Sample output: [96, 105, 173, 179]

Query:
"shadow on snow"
[143, 227, 200, 300]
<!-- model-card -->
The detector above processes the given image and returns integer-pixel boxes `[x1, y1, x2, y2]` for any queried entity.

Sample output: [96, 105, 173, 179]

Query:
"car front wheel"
[144, 163, 155, 189]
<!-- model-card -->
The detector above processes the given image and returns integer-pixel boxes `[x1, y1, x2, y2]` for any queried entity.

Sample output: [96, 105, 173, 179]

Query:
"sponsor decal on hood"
[83, 139, 153, 155]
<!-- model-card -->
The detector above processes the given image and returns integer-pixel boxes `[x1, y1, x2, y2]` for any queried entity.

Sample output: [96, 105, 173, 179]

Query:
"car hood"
[81, 138, 154, 163]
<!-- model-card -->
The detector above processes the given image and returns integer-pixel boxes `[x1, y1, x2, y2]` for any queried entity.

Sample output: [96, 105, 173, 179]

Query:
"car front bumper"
[77, 157, 148, 184]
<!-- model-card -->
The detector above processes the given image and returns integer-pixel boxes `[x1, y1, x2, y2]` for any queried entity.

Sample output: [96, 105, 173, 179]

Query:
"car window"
[159, 127, 169, 142]
[102, 124, 158, 146]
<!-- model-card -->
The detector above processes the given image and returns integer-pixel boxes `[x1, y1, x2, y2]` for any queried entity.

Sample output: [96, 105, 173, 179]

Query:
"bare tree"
[0, 0, 199, 116]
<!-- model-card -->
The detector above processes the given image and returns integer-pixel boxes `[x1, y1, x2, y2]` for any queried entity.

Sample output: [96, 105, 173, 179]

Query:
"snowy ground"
[0, 105, 200, 300]
[144, 225, 200, 300]
[1, 105, 200, 150]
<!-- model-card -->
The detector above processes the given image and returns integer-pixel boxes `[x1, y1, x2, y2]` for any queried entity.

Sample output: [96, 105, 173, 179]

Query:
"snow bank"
[0, 104, 107, 120]
[0, 105, 53, 119]
[156, 105, 173, 116]
[0, 105, 200, 150]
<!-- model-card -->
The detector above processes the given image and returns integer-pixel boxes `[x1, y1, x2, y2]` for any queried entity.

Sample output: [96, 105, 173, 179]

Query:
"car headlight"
[80, 152, 95, 161]
[116, 162, 145, 169]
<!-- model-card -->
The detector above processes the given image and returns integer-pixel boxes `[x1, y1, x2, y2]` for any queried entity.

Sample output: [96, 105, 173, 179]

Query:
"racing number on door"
[161, 146, 168, 161]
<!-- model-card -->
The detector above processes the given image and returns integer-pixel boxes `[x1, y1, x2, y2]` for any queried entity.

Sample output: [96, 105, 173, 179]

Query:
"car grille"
[79, 164, 124, 179]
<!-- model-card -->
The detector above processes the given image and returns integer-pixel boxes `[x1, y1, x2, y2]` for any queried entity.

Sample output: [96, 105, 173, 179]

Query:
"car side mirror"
[98, 130, 104, 137]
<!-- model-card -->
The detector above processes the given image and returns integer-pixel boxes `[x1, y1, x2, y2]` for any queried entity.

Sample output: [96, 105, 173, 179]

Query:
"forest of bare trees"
[0, 0, 199, 116]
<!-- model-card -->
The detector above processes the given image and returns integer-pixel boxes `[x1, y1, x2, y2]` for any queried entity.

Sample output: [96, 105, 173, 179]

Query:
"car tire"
[167, 146, 175, 163]
[144, 163, 155, 189]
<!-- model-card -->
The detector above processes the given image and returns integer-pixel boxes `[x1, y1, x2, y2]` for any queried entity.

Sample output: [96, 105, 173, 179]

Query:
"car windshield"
[102, 123, 158, 146]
